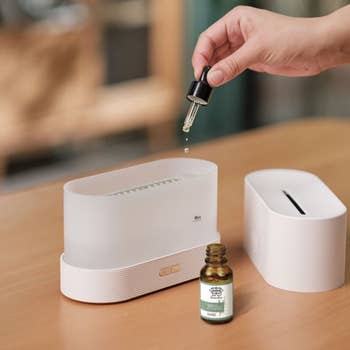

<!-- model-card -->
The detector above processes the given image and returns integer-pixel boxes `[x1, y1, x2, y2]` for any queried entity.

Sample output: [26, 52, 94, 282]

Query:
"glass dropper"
[183, 66, 213, 133]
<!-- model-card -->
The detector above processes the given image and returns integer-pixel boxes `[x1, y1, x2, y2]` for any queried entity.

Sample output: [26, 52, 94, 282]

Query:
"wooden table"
[1, 118, 350, 350]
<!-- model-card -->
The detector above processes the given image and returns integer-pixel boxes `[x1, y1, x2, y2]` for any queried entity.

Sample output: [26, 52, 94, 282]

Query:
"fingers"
[207, 40, 260, 86]
[192, 33, 216, 79]
[212, 42, 242, 65]
[192, 9, 244, 79]
[250, 63, 322, 77]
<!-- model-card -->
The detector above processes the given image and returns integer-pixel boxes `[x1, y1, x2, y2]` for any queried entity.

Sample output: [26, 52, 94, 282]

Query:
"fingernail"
[208, 70, 224, 86]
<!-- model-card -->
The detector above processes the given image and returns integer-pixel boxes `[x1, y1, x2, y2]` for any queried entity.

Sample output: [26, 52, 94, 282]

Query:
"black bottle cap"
[186, 66, 213, 106]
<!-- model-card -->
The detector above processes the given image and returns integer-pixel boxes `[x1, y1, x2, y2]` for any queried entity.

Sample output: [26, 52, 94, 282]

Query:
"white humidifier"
[60, 158, 220, 303]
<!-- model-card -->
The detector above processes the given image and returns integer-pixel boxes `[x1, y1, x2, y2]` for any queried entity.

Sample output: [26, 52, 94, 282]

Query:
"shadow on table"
[234, 285, 257, 317]
[228, 240, 258, 317]
[345, 231, 350, 285]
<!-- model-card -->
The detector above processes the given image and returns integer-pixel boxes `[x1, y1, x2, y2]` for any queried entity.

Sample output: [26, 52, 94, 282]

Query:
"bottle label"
[200, 281, 233, 321]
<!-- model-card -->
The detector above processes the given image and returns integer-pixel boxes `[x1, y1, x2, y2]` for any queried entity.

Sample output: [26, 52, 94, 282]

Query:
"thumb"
[207, 41, 259, 86]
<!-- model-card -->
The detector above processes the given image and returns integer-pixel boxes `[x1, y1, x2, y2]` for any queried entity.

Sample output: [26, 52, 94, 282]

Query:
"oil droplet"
[184, 136, 190, 154]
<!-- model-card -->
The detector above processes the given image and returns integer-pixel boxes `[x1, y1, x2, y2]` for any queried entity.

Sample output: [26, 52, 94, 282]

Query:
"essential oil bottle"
[200, 243, 233, 324]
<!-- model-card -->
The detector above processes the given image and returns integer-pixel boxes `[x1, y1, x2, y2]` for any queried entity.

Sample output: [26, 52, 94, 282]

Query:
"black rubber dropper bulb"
[183, 66, 213, 133]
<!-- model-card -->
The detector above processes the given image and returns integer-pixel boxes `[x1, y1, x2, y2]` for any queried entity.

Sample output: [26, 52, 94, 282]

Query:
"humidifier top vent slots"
[108, 177, 182, 196]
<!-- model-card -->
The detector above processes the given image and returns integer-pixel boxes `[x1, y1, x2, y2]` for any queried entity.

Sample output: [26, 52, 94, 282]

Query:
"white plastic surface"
[60, 240, 219, 303]
[244, 169, 347, 292]
[61, 158, 220, 302]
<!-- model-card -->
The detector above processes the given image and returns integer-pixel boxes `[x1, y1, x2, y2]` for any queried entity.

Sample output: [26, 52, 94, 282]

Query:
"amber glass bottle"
[200, 243, 233, 324]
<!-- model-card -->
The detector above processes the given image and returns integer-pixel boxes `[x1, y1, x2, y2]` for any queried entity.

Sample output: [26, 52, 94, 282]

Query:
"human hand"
[192, 5, 350, 87]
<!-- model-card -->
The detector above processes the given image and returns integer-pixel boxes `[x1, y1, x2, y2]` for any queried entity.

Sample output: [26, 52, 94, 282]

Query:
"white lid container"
[244, 169, 347, 292]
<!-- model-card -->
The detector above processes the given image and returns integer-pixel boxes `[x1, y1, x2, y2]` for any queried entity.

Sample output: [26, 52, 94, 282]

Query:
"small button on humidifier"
[244, 169, 347, 292]
[60, 158, 220, 303]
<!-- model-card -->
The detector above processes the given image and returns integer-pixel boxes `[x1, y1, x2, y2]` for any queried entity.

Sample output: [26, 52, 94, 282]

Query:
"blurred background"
[0, 0, 349, 192]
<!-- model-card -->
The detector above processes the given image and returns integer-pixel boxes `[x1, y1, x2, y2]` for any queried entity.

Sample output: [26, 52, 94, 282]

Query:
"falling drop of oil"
[184, 136, 190, 154]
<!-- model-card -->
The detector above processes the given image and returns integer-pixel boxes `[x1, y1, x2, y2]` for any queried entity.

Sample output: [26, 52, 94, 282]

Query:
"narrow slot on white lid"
[282, 190, 306, 215]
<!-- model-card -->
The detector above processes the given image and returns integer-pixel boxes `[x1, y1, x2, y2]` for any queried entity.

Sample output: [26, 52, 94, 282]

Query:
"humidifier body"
[60, 158, 220, 303]
[244, 169, 347, 293]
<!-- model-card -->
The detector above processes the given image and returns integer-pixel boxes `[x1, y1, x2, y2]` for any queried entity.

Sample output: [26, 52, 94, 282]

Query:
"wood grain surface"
[1, 118, 350, 350]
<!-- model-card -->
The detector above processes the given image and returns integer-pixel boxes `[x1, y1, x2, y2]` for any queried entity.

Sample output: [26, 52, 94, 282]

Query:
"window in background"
[98, 0, 149, 84]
